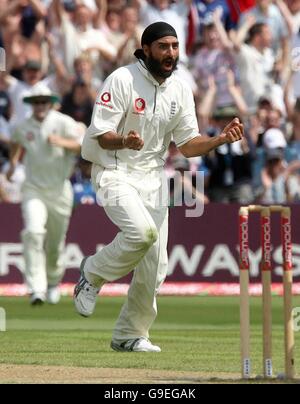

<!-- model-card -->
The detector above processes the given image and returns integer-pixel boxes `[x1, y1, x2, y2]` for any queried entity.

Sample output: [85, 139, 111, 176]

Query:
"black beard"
[146, 54, 179, 79]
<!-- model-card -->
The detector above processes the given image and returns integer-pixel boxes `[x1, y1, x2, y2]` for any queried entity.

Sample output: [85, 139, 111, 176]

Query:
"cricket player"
[75, 22, 243, 352]
[9, 84, 81, 306]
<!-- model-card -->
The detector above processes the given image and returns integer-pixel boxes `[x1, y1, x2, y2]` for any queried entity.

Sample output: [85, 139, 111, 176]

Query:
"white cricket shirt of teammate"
[82, 61, 200, 171]
[12, 110, 79, 190]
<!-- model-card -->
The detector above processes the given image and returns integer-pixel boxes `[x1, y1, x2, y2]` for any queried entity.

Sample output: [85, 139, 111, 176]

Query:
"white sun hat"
[23, 83, 60, 104]
[263, 128, 287, 149]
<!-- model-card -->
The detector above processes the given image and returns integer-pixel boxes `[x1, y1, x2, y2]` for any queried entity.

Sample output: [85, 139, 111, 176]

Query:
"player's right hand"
[124, 131, 144, 151]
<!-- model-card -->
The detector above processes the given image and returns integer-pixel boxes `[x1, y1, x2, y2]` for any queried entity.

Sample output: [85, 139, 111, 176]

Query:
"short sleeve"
[88, 72, 128, 138]
[173, 85, 200, 147]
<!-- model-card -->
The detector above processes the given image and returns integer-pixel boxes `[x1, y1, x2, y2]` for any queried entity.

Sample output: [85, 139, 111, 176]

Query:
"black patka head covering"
[141, 22, 177, 46]
[134, 22, 178, 61]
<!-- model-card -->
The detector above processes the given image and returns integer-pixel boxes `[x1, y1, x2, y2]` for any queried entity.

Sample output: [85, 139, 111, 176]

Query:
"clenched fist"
[123, 131, 144, 151]
[219, 118, 244, 144]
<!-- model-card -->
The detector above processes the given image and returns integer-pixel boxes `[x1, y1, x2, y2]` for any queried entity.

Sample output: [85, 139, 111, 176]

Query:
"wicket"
[239, 205, 295, 380]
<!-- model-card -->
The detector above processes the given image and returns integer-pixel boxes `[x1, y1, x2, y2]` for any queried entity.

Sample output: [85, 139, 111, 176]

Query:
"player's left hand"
[219, 118, 244, 144]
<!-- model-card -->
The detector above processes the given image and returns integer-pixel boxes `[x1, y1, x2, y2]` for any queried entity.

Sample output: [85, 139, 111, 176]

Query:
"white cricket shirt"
[82, 61, 200, 171]
[12, 110, 79, 190]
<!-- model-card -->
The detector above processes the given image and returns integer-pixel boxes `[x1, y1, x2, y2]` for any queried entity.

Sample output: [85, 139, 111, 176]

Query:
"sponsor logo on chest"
[133, 98, 146, 115]
[26, 132, 35, 141]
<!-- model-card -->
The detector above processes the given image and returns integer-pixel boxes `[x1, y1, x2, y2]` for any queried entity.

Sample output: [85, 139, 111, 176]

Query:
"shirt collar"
[136, 60, 174, 88]
[30, 109, 53, 125]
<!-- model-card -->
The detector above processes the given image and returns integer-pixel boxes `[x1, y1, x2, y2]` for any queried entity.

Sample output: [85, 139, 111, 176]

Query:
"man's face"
[121, 7, 139, 33]
[23, 68, 42, 86]
[75, 5, 92, 28]
[143, 37, 179, 80]
[203, 25, 221, 49]
[287, 0, 300, 13]
[266, 110, 281, 129]
[31, 99, 52, 121]
[260, 25, 272, 48]
[106, 11, 121, 31]
[75, 59, 92, 76]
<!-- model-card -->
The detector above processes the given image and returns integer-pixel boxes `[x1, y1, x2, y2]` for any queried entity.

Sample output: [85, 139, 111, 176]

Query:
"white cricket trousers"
[21, 181, 73, 295]
[86, 165, 169, 342]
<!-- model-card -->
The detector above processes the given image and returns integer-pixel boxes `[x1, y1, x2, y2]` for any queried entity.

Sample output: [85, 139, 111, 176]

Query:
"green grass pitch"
[0, 295, 299, 383]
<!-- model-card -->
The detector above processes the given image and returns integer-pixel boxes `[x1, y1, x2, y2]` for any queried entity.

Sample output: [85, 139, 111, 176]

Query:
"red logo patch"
[26, 132, 35, 141]
[135, 98, 146, 113]
[101, 92, 111, 103]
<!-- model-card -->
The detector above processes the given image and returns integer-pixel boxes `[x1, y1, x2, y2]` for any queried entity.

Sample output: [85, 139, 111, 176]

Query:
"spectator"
[260, 149, 287, 204]
[273, 0, 297, 37]
[204, 106, 253, 203]
[286, 0, 300, 32]
[290, 30, 300, 100]
[0, 0, 298, 208]
[104, 10, 122, 45]
[197, 71, 247, 132]
[284, 97, 300, 161]
[44, 38, 102, 98]
[50, 0, 117, 77]
[0, 82, 12, 147]
[0, 0, 46, 75]
[105, 0, 127, 12]
[169, 154, 209, 207]
[72, 158, 97, 206]
[0, 71, 23, 203]
[8, 60, 44, 128]
[135, 0, 192, 65]
[287, 161, 300, 203]
[0, 157, 11, 203]
[18, 0, 47, 40]
[193, 0, 235, 33]
[192, 10, 238, 110]
[72, 54, 102, 97]
[0, 123, 9, 167]
[263, 127, 287, 151]
[249, 98, 287, 146]
[238, 0, 290, 73]
[115, 7, 143, 67]
[60, 79, 94, 126]
[0, 1, 46, 42]
[232, 21, 284, 113]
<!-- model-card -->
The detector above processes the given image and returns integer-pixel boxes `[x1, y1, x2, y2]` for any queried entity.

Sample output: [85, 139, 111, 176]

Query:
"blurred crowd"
[1, 0, 300, 206]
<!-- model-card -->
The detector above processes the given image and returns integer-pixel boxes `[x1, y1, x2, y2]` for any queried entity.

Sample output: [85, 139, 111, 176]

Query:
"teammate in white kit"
[74, 22, 243, 352]
[9, 84, 81, 306]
